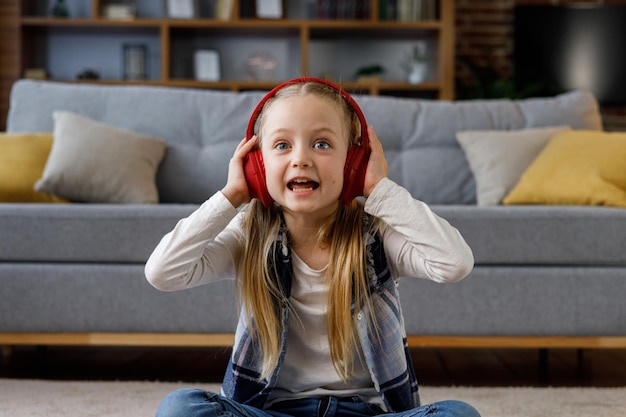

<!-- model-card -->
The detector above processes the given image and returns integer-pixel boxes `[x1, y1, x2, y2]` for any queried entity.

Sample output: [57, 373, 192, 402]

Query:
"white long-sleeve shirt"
[146, 177, 473, 291]
[145, 177, 473, 405]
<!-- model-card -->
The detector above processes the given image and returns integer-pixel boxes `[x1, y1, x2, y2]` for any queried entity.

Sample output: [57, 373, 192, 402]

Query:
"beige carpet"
[0, 379, 625, 417]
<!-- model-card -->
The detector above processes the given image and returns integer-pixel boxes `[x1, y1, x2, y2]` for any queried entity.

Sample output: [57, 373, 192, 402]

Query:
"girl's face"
[260, 94, 350, 216]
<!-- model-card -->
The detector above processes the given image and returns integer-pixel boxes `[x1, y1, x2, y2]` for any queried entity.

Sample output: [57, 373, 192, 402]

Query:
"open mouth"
[288, 178, 319, 193]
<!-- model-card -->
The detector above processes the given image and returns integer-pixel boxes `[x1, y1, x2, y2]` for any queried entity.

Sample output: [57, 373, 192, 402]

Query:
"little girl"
[145, 78, 480, 417]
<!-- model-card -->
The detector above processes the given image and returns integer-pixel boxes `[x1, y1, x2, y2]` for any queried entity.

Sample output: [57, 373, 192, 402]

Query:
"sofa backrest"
[7, 80, 602, 204]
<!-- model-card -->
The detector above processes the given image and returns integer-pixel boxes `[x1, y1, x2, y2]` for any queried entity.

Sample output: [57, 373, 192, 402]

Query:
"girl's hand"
[221, 136, 258, 208]
[363, 126, 388, 198]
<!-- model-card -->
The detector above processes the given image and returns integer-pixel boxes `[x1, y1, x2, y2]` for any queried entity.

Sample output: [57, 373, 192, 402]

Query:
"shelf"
[20, 17, 443, 30]
[47, 78, 442, 96]
[20, 17, 164, 27]
[16, 0, 455, 99]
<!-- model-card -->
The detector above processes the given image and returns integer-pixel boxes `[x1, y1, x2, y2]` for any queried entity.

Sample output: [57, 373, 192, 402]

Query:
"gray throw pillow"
[35, 111, 166, 204]
[456, 126, 570, 205]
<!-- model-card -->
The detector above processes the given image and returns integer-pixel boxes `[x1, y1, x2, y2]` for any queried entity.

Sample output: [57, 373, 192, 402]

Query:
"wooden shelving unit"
[17, 0, 455, 99]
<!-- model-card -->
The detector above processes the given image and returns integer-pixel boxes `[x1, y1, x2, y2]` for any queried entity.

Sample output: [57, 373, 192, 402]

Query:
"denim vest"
[221, 214, 420, 412]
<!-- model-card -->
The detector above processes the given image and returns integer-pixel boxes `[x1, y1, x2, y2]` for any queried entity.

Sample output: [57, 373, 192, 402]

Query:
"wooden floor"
[2, 346, 626, 387]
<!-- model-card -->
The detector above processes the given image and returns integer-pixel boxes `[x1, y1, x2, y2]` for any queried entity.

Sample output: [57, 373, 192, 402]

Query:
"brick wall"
[0, 3, 20, 131]
[456, 0, 514, 89]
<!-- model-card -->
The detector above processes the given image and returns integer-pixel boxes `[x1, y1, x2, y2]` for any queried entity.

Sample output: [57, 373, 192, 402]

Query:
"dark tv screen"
[514, 5, 626, 105]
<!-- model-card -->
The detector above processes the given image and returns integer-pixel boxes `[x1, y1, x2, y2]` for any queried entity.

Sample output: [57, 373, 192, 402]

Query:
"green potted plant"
[355, 64, 385, 82]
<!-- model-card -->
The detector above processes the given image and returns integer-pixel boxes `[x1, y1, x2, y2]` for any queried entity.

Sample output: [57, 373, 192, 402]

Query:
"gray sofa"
[1, 80, 625, 350]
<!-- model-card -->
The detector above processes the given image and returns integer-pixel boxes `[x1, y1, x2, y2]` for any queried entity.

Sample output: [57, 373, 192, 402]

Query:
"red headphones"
[243, 77, 371, 207]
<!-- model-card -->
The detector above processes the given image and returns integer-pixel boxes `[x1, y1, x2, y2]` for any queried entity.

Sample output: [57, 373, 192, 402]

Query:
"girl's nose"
[292, 145, 312, 167]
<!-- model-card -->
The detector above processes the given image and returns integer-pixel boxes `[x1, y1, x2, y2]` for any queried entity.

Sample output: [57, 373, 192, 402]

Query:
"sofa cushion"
[35, 111, 167, 204]
[0, 204, 198, 263]
[432, 205, 626, 266]
[398, 266, 626, 336]
[503, 130, 626, 208]
[0, 133, 68, 203]
[7, 80, 603, 205]
[455, 126, 569, 205]
[0, 263, 238, 333]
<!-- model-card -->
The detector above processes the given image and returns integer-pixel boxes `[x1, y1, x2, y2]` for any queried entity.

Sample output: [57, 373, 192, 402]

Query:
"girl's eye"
[275, 142, 289, 150]
[314, 140, 330, 150]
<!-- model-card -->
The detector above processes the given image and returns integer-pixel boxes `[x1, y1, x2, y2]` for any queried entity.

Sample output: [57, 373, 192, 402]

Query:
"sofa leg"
[538, 348, 549, 385]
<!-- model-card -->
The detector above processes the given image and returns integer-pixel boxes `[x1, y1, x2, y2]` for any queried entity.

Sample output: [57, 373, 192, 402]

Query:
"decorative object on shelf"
[381, 0, 437, 21]
[51, 0, 70, 18]
[103, 2, 137, 20]
[76, 68, 101, 80]
[194, 50, 221, 81]
[403, 42, 427, 84]
[192, 0, 233, 19]
[165, 0, 196, 18]
[23, 68, 48, 80]
[255, 0, 284, 19]
[245, 51, 278, 81]
[122, 44, 148, 80]
[355, 64, 385, 82]
[216, 0, 235, 20]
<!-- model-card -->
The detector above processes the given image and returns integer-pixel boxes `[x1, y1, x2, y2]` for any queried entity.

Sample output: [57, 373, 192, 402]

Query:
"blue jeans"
[155, 389, 481, 417]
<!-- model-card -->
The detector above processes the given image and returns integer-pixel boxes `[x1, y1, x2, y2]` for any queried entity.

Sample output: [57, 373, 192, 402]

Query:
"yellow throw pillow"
[503, 130, 626, 207]
[0, 133, 68, 203]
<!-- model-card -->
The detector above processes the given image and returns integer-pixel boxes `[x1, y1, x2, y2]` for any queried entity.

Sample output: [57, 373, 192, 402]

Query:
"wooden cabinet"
[17, 0, 455, 98]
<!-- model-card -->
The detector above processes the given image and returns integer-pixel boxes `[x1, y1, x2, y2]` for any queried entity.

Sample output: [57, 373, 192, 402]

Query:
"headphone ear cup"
[340, 144, 370, 205]
[243, 148, 273, 207]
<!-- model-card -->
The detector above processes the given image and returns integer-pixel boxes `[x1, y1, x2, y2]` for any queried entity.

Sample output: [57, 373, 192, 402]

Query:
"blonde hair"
[239, 81, 376, 381]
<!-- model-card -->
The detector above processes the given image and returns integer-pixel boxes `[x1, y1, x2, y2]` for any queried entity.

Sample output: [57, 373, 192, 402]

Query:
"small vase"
[408, 62, 427, 84]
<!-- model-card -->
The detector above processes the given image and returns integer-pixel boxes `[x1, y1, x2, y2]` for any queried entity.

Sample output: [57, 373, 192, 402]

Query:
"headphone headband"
[246, 77, 369, 148]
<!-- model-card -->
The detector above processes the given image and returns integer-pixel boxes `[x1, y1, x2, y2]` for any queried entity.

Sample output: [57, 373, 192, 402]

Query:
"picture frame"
[103, 4, 137, 20]
[165, 0, 196, 19]
[255, 0, 284, 19]
[194, 50, 221, 82]
[122, 44, 148, 80]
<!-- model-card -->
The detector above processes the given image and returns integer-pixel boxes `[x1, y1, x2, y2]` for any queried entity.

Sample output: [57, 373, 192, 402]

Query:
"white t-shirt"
[265, 250, 380, 407]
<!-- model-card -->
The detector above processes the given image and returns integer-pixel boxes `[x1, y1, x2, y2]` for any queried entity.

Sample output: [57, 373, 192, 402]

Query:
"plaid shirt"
[221, 214, 420, 412]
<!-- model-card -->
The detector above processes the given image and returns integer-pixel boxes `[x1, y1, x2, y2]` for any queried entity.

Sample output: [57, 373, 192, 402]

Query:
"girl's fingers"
[368, 125, 383, 152]
[363, 125, 388, 197]
[223, 136, 257, 207]
[235, 135, 257, 158]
